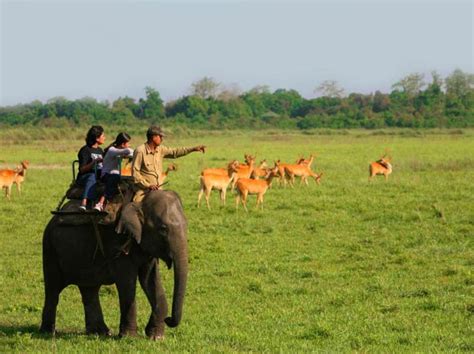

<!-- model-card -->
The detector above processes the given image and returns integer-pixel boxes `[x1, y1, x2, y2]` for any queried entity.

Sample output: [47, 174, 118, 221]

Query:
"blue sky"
[0, 0, 472, 106]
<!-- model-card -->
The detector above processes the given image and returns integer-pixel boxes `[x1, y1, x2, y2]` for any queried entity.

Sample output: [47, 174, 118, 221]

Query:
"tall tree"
[139, 87, 164, 119]
[445, 68, 474, 98]
[217, 83, 242, 102]
[392, 73, 426, 97]
[372, 91, 391, 112]
[314, 80, 345, 98]
[249, 85, 271, 94]
[191, 77, 220, 99]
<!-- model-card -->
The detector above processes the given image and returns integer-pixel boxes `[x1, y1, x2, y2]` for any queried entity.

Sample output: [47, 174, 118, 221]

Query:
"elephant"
[39, 190, 188, 340]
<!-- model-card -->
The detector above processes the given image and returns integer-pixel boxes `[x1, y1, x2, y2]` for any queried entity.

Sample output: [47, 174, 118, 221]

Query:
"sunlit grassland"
[0, 129, 473, 352]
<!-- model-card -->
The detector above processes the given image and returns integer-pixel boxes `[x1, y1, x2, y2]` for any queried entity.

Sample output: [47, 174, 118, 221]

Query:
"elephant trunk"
[165, 234, 188, 328]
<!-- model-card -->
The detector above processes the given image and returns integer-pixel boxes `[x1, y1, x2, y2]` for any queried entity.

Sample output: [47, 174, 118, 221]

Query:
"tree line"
[1, 69, 472, 129]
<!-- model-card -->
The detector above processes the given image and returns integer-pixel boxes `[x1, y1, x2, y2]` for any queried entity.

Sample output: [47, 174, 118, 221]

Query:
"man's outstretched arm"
[162, 145, 206, 158]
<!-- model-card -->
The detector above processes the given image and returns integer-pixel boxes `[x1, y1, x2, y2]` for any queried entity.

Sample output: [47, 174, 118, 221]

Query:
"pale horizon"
[1, 0, 472, 106]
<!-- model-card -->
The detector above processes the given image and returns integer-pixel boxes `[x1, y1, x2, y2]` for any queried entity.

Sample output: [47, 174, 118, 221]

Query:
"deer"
[295, 154, 315, 168]
[274, 159, 308, 187]
[0, 161, 28, 200]
[158, 163, 178, 186]
[120, 157, 133, 176]
[201, 160, 239, 177]
[231, 154, 256, 190]
[284, 163, 322, 186]
[235, 166, 279, 211]
[198, 161, 239, 209]
[369, 155, 392, 181]
[251, 159, 269, 179]
[13, 160, 30, 195]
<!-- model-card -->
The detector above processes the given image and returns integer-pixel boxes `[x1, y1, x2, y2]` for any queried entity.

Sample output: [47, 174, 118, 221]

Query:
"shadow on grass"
[0, 323, 121, 341]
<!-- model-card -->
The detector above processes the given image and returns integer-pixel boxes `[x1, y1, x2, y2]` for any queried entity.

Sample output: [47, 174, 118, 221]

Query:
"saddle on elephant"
[55, 160, 138, 226]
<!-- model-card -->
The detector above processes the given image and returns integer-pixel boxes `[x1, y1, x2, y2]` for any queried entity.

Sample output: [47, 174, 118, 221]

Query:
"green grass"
[0, 129, 473, 352]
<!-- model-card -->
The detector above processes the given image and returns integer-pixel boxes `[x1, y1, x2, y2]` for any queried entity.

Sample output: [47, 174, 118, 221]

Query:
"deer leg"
[242, 191, 249, 212]
[221, 189, 226, 206]
[197, 188, 204, 207]
[257, 193, 264, 210]
[205, 188, 211, 210]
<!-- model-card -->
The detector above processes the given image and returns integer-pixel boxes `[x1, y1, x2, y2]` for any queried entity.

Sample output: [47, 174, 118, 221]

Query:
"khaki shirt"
[132, 142, 194, 190]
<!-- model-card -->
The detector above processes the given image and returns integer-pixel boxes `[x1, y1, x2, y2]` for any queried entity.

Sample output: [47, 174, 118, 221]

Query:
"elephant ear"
[119, 202, 144, 244]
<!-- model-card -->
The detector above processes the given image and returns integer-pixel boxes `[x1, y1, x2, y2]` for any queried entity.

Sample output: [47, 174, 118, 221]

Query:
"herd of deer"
[0, 154, 392, 207]
[198, 154, 324, 211]
[197, 153, 393, 211]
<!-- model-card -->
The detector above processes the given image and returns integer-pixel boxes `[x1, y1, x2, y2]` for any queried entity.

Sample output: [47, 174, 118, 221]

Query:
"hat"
[147, 126, 166, 139]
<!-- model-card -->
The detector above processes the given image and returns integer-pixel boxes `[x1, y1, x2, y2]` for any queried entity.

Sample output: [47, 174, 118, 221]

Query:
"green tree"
[392, 73, 426, 97]
[191, 77, 220, 99]
[167, 96, 209, 120]
[314, 80, 345, 98]
[138, 87, 164, 119]
[111, 99, 135, 124]
[372, 91, 391, 112]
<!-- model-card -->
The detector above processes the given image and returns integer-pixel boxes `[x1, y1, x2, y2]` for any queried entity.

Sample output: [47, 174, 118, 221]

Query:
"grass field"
[0, 128, 473, 352]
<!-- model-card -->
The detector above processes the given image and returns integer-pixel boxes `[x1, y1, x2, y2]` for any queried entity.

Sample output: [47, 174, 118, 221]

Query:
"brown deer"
[158, 163, 178, 186]
[295, 154, 315, 168]
[201, 160, 239, 177]
[0, 169, 17, 200]
[235, 167, 279, 211]
[13, 160, 30, 195]
[284, 163, 322, 186]
[274, 159, 307, 187]
[369, 155, 392, 181]
[250, 159, 269, 179]
[0, 160, 29, 200]
[198, 161, 239, 209]
[231, 154, 256, 190]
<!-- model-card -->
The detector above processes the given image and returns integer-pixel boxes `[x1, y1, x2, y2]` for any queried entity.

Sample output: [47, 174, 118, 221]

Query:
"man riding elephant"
[131, 125, 206, 202]
[40, 126, 205, 339]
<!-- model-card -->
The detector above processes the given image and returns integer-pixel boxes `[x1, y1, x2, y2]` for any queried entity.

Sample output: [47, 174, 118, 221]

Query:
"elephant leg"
[40, 285, 62, 334]
[116, 272, 138, 337]
[79, 285, 111, 336]
[138, 260, 168, 340]
[40, 247, 64, 334]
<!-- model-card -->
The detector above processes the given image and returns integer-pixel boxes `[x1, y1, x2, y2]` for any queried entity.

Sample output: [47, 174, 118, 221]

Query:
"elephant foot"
[119, 328, 138, 338]
[86, 325, 112, 337]
[148, 333, 164, 341]
[145, 324, 165, 341]
[39, 324, 56, 335]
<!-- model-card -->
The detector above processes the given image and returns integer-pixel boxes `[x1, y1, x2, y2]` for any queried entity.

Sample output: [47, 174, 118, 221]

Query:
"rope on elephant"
[55, 194, 67, 211]
[90, 216, 105, 260]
